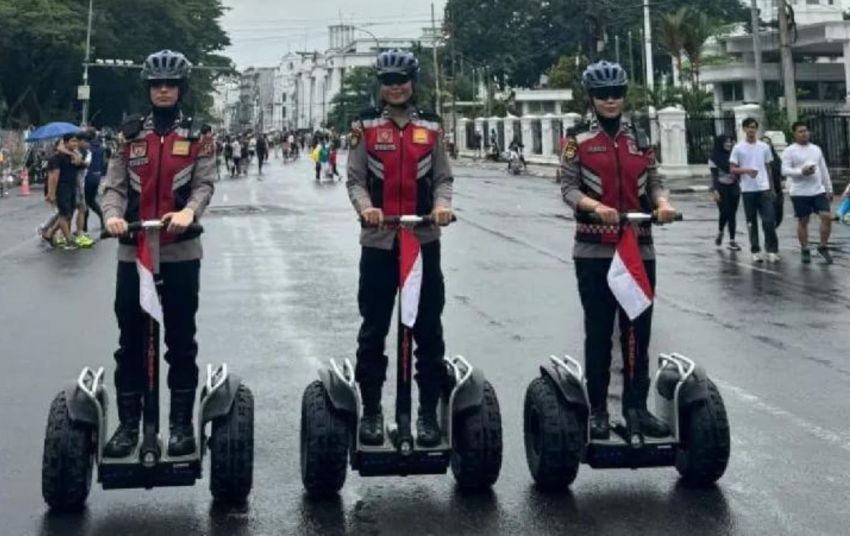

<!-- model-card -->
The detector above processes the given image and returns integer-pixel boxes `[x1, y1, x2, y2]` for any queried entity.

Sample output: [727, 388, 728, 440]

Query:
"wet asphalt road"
[1, 154, 849, 536]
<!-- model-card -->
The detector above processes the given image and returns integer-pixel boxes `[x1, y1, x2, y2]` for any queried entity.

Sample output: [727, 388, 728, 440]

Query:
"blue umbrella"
[26, 122, 82, 142]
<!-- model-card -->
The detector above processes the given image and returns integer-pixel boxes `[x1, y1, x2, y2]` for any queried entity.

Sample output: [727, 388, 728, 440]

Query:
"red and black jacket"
[568, 125, 655, 245]
[119, 115, 210, 245]
[360, 108, 442, 216]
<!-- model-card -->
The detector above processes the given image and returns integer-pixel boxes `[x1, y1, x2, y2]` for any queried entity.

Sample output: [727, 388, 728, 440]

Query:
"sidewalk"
[453, 156, 713, 193]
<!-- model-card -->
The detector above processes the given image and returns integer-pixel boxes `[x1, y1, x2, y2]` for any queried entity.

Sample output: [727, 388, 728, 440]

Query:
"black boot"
[358, 385, 384, 446]
[104, 392, 141, 458]
[167, 389, 196, 456]
[635, 409, 671, 438]
[589, 409, 611, 440]
[416, 384, 442, 447]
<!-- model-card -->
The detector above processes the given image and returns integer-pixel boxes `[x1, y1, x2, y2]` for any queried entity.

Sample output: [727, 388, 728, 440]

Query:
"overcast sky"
[221, 0, 447, 68]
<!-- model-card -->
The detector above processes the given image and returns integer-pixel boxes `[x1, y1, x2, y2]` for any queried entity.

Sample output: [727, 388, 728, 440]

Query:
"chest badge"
[413, 128, 429, 144]
[172, 140, 191, 157]
[130, 141, 147, 159]
[627, 140, 642, 155]
[377, 129, 394, 144]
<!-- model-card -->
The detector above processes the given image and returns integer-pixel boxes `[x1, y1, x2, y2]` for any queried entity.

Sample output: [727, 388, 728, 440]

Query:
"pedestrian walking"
[708, 135, 742, 251]
[762, 136, 785, 229]
[256, 134, 268, 176]
[781, 121, 835, 264]
[83, 128, 106, 233]
[43, 134, 83, 250]
[730, 118, 779, 263]
[231, 137, 242, 177]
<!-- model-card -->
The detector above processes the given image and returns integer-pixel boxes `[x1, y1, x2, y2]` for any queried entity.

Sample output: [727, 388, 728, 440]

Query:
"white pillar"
[843, 41, 850, 104]
[504, 115, 515, 146]
[656, 106, 690, 179]
[521, 115, 536, 155]
[458, 118, 470, 152]
[733, 103, 764, 141]
[474, 117, 485, 151]
[541, 114, 554, 158]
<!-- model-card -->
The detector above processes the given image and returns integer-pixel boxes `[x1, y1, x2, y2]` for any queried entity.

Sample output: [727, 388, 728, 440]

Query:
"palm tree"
[682, 11, 719, 87]
[657, 7, 689, 87]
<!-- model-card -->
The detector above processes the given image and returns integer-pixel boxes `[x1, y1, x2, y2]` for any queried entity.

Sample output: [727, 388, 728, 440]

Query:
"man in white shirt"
[730, 118, 780, 263]
[781, 121, 834, 264]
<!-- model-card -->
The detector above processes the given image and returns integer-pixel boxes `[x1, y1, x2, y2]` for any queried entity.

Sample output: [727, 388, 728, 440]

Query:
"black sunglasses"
[149, 79, 181, 89]
[590, 86, 627, 101]
[379, 73, 411, 87]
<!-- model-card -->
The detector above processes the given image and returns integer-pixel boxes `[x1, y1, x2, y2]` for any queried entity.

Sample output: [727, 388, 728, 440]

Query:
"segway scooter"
[42, 220, 254, 511]
[523, 212, 730, 491]
[300, 215, 502, 497]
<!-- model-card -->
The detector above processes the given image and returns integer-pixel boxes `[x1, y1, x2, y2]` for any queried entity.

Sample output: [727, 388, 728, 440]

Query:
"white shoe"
[752, 252, 764, 263]
[767, 252, 781, 263]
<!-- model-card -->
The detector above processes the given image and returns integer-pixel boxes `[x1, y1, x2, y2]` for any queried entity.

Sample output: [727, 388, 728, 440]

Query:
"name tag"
[172, 140, 191, 156]
[374, 144, 397, 152]
[587, 145, 607, 154]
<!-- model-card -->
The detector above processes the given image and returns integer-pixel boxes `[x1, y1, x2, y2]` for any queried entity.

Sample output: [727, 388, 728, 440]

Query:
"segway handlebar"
[575, 211, 683, 224]
[101, 219, 204, 239]
[360, 214, 457, 228]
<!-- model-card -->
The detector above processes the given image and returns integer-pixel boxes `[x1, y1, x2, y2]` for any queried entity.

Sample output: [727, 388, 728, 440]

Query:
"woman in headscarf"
[709, 134, 742, 250]
[761, 135, 785, 229]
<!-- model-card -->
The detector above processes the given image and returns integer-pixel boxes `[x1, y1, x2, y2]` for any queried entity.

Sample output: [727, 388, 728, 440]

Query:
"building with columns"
[703, 1, 850, 112]
[273, 25, 440, 131]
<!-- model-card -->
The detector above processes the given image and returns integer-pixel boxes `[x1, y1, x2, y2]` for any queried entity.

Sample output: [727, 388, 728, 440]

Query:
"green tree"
[326, 67, 376, 132]
[657, 8, 689, 86]
[681, 10, 723, 87]
[0, 0, 232, 128]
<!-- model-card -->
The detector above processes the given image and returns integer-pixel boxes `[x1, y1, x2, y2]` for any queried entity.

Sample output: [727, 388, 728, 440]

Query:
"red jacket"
[121, 115, 213, 245]
[361, 108, 442, 216]
[562, 124, 656, 245]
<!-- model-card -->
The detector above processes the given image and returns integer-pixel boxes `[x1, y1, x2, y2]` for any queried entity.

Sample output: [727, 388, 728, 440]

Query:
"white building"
[211, 78, 240, 131]
[702, 1, 850, 112]
[274, 25, 440, 131]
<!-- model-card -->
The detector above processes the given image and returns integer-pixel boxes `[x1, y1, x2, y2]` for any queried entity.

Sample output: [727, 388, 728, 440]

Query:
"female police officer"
[560, 61, 677, 440]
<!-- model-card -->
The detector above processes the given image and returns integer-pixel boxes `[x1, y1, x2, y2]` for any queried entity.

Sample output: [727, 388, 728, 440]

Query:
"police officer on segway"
[346, 50, 455, 448]
[559, 61, 677, 440]
[100, 50, 215, 458]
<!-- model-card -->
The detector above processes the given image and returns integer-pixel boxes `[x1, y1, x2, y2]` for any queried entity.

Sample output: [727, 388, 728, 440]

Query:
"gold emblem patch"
[413, 128, 429, 144]
[172, 140, 191, 156]
[562, 138, 578, 161]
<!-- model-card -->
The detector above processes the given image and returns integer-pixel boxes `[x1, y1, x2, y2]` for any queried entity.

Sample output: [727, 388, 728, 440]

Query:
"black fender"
[201, 373, 243, 422]
[539, 363, 589, 413]
[656, 365, 711, 408]
[451, 367, 486, 414]
[318, 367, 357, 415]
[63, 383, 102, 427]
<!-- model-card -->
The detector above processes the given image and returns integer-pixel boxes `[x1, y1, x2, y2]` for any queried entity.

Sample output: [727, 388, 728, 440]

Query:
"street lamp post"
[80, 0, 94, 126]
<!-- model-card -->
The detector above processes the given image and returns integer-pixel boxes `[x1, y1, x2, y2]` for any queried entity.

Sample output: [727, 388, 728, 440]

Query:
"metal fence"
[551, 118, 563, 156]
[685, 115, 736, 164]
[805, 112, 850, 168]
[531, 119, 542, 154]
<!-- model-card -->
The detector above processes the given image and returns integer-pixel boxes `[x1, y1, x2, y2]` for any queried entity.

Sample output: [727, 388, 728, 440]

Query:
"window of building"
[797, 81, 819, 100]
[765, 81, 782, 101]
[721, 82, 744, 102]
[821, 81, 847, 102]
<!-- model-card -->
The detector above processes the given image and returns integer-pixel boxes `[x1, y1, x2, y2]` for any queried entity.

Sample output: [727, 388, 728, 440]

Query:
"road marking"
[715, 378, 850, 454]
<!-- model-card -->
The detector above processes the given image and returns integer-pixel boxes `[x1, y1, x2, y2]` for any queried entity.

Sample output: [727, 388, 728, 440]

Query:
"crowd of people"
[709, 118, 850, 265]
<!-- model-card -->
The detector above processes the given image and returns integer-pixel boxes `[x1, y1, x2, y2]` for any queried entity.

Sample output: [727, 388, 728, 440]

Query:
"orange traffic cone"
[19, 168, 30, 196]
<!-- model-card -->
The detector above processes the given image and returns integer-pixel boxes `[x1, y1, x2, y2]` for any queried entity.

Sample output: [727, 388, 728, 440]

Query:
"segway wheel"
[451, 381, 503, 490]
[523, 376, 584, 492]
[41, 391, 94, 511]
[209, 384, 254, 503]
[675, 379, 730, 486]
[300, 381, 349, 497]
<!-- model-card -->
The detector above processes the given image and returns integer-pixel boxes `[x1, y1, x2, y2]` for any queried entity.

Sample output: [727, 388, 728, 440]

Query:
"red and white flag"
[136, 233, 163, 324]
[399, 228, 423, 328]
[607, 226, 653, 321]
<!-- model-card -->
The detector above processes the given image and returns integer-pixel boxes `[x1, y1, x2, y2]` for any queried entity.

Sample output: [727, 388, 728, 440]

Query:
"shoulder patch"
[562, 137, 578, 161]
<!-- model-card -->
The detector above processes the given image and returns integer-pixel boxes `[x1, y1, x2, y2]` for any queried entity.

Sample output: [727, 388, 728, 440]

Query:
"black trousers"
[575, 258, 656, 413]
[716, 182, 740, 239]
[742, 191, 778, 253]
[83, 174, 103, 232]
[114, 260, 200, 393]
[355, 241, 446, 390]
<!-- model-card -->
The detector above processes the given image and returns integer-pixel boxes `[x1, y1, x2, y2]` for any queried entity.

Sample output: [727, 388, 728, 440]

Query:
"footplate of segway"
[99, 453, 201, 489]
[585, 435, 676, 469]
[353, 447, 451, 477]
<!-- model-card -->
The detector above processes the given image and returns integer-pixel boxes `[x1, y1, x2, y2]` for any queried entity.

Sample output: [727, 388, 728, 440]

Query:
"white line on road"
[715, 378, 850, 454]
